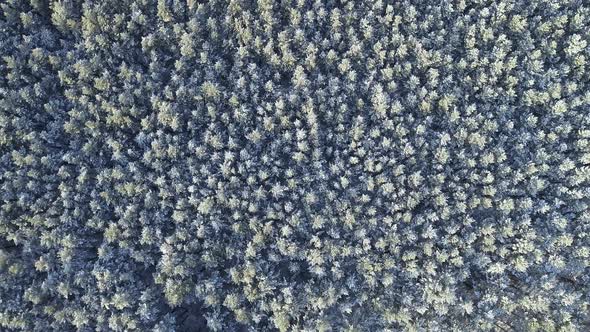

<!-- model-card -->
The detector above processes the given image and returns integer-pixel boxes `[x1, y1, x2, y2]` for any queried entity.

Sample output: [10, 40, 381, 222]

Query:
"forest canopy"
[1, 0, 590, 331]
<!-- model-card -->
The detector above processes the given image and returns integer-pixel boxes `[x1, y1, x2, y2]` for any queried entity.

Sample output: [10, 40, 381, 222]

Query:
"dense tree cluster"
[1, 0, 590, 331]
